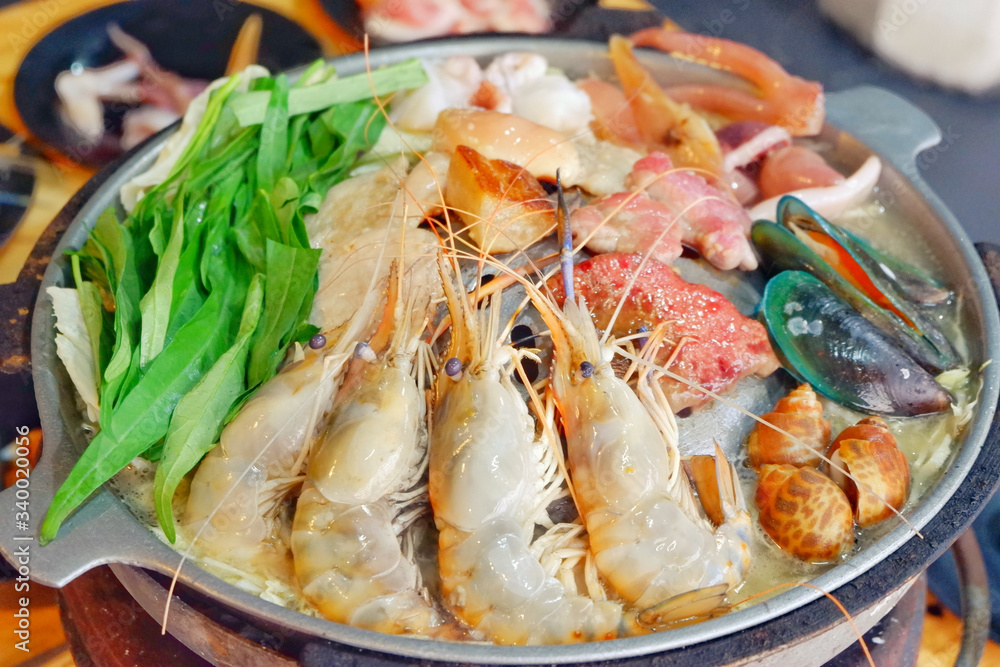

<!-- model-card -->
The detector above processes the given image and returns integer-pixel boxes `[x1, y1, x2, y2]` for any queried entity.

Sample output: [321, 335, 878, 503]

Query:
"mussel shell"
[759, 271, 952, 416]
[751, 220, 951, 374]
[841, 229, 952, 306]
[775, 196, 960, 370]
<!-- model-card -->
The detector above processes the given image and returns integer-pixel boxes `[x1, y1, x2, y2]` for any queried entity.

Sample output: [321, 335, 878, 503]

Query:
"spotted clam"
[746, 383, 831, 468]
[825, 417, 910, 527]
[755, 464, 855, 563]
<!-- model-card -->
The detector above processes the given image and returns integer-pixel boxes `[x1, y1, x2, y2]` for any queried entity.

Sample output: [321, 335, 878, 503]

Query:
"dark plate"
[13, 0, 322, 167]
[316, 0, 610, 44]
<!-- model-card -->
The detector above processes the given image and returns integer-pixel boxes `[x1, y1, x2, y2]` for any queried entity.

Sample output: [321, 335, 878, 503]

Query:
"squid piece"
[758, 145, 845, 200]
[608, 36, 724, 177]
[632, 27, 825, 137]
[748, 155, 882, 222]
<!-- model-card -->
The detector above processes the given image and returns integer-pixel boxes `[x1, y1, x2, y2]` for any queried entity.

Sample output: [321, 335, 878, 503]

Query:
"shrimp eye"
[580, 361, 594, 379]
[636, 324, 650, 350]
[445, 357, 463, 378]
[309, 333, 327, 349]
[354, 342, 376, 362]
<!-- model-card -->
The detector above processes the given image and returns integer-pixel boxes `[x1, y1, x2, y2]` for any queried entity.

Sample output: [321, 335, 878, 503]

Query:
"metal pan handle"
[825, 86, 942, 172]
[0, 424, 159, 588]
[824, 86, 983, 262]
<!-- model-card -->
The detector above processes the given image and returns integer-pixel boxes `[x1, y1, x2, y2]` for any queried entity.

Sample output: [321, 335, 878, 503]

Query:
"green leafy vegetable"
[41, 283, 241, 544]
[42, 58, 423, 543]
[230, 58, 428, 126]
[71, 255, 105, 389]
[256, 75, 290, 192]
[247, 241, 321, 387]
[138, 203, 185, 367]
[153, 275, 264, 543]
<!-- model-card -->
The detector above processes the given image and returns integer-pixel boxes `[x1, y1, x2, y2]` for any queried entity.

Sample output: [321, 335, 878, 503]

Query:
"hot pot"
[3, 36, 999, 665]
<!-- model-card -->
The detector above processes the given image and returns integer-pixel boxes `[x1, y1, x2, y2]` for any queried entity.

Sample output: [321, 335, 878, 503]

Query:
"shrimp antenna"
[556, 170, 575, 304]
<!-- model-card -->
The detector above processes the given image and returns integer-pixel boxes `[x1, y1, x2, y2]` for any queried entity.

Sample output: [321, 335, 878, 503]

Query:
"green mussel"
[751, 196, 960, 373]
[759, 271, 952, 417]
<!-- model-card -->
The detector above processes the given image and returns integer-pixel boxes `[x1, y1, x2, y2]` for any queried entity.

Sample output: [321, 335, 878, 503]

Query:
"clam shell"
[755, 464, 855, 563]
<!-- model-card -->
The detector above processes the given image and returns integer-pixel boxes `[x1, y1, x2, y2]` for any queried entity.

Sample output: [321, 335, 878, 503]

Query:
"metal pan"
[3, 36, 999, 665]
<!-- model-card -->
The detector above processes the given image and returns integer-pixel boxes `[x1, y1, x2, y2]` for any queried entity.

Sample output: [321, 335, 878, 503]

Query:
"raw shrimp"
[427, 256, 645, 644]
[183, 215, 416, 563]
[291, 262, 452, 636]
[527, 224, 752, 620]
[182, 349, 347, 564]
[307, 161, 443, 337]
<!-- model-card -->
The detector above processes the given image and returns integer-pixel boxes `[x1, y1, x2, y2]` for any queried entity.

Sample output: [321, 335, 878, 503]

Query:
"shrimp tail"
[638, 583, 729, 627]
[684, 443, 753, 582]
[685, 443, 745, 528]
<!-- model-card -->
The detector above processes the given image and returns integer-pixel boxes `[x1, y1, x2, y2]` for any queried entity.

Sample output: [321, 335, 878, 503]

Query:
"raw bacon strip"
[570, 192, 684, 265]
[628, 152, 757, 271]
[550, 253, 780, 412]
